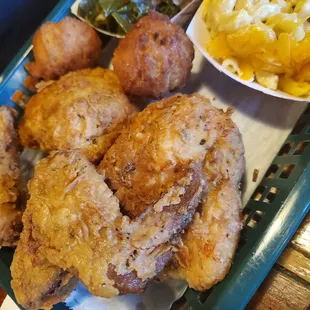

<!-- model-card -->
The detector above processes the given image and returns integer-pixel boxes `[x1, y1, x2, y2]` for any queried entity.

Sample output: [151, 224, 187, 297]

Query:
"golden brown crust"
[11, 207, 77, 310]
[167, 184, 243, 290]
[0, 107, 23, 247]
[11, 150, 203, 305]
[165, 98, 245, 290]
[112, 12, 194, 98]
[100, 93, 226, 217]
[12, 91, 245, 304]
[19, 68, 137, 163]
[25, 17, 102, 81]
[100, 93, 245, 290]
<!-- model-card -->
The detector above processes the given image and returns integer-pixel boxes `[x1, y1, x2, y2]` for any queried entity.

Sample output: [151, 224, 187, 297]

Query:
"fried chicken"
[112, 12, 194, 98]
[99, 93, 223, 217]
[0, 107, 23, 247]
[166, 107, 245, 290]
[11, 150, 204, 308]
[99, 93, 245, 291]
[11, 207, 78, 310]
[25, 17, 102, 81]
[12, 92, 244, 308]
[19, 68, 137, 163]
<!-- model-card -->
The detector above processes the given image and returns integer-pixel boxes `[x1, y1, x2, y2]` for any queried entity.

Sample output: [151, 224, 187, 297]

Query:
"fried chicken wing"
[25, 17, 102, 81]
[166, 113, 245, 290]
[99, 93, 245, 290]
[112, 12, 194, 98]
[11, 207, 77, 310]
[167, 184, 242, 290]
[0, 107, 23, 247]
[99, 94, 223, 217]
[19, 68, 137, 163]
[11, 150, 203, 308]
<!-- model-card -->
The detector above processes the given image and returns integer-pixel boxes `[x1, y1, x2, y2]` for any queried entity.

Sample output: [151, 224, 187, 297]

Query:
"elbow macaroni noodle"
[203, 0, 310, 97]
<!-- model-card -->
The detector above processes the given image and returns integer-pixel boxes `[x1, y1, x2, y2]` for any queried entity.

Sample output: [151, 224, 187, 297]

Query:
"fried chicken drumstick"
[11, 150, 204, 309]
[0, 107, 23, 247]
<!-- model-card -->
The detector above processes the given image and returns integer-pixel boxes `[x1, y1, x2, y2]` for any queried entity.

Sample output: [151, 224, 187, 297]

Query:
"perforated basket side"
[179, 105, 310, 310]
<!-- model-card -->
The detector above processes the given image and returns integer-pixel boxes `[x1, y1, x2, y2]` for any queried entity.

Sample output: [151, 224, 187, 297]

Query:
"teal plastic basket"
[0, 1, 309, 309]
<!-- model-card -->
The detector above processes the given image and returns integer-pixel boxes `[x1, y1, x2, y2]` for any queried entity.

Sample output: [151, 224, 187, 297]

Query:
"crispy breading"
[25, 17, 102, 81]
[11, 150, 203, 308]
[11, 207, 77, 310]
[11, 92, 245, 307]
[112, 12, 194, 98]
[167, 183, 243, 290]
[19, 68, 137, 163]
[99, 93, 226, 217]
[165, 100, 245, 290]
[100, 93, 244, 290]
[0, 107, 23, 247]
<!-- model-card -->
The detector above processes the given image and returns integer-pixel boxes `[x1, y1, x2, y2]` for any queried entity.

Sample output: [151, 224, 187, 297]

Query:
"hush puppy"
[25, 17, 102, 80]
[112, 12, 194, 98]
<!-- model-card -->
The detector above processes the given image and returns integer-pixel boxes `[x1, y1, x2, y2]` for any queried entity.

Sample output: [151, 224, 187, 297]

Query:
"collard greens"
[78, 0, 181, 35]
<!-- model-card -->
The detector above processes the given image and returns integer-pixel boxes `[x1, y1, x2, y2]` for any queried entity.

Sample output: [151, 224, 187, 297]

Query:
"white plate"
[186, 4, 309, 102]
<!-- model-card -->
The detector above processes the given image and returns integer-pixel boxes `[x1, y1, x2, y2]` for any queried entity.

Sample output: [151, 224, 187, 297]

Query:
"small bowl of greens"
[71, 0, 201, 38]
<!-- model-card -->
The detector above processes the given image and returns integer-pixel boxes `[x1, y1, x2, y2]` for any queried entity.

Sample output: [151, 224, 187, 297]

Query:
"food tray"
[0, 0, 309, 309]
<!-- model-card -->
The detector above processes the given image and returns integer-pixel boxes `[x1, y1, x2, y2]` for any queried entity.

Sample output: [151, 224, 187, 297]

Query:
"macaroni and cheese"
[203, 0, 310, 97]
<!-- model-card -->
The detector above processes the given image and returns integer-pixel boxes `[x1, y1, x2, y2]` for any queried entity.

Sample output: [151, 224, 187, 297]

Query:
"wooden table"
[1, 213, 309, 309]
[247, 213, 310, 310]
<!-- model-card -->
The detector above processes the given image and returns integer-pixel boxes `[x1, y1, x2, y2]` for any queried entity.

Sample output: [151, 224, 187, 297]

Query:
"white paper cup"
[186, 4, 309, 102]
